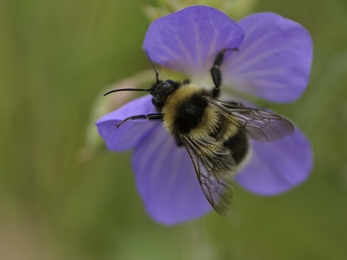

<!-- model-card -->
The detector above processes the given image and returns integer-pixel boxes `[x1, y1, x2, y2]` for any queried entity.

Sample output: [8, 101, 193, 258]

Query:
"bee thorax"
[162, 84, 218, 138]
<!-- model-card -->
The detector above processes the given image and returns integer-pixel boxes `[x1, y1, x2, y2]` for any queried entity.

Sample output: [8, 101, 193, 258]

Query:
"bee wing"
[179, 134, 235, 216]
[205, 97, 295, 142]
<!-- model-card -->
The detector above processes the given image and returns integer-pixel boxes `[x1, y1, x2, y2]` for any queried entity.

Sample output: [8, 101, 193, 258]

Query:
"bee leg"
[115, 113, 164, 128]
[210, 48, 238, 98]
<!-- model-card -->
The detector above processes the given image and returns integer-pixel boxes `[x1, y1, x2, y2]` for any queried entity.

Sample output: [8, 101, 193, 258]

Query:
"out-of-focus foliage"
[0, 0, 346, 259]
[144, 0, 258, 20]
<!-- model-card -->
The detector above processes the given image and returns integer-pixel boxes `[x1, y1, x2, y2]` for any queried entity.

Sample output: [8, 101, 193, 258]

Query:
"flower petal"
[143, 5, 244, 75]
[236, 127, 312, 195]
[132, 124, 212, 225]
[96, 95, 158, 151]
[223, 13, 313, 103]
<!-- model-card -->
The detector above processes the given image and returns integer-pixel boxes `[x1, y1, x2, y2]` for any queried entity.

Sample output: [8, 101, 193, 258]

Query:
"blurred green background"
[1, 0, 347, 259]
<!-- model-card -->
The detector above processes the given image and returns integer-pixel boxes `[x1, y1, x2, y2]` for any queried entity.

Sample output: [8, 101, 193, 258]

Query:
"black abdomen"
[223, 130, 249, 165]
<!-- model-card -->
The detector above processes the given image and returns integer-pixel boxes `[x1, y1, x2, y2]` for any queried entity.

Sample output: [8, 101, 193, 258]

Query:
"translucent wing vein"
[179, 134, 235, 216]
[205, 96, 295, 142]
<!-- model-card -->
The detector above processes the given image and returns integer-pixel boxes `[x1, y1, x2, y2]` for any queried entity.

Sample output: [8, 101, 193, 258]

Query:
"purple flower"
[96, 6, 313, 225]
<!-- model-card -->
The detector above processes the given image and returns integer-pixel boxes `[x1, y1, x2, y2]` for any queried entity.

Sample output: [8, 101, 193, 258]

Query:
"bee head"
[150, 79, 181, 109]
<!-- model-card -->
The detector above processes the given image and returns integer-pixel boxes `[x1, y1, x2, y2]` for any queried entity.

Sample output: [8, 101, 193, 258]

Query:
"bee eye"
[164, 79, 175, 86]
[161, 80, 175, 89]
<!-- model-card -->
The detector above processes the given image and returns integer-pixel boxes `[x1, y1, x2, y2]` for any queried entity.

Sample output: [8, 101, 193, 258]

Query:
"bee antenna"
[144, 51, 160, 84]
[103, 88, 152, 96]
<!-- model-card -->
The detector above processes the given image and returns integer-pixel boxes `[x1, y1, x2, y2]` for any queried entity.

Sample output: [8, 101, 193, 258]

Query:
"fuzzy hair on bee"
[103, 49, 295, 216]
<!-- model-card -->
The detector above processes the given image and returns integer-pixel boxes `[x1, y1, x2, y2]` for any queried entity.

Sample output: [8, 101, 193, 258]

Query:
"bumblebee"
[104, 49, 295, 216]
